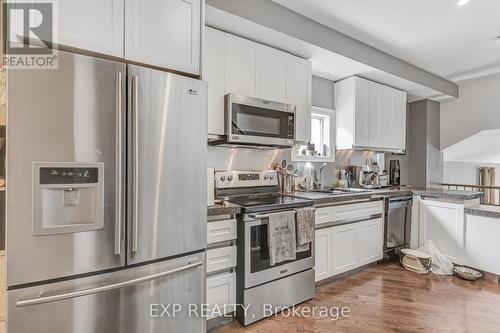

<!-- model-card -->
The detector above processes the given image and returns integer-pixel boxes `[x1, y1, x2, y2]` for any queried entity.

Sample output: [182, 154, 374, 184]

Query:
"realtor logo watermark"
[150, 303, 352, 321]
[2, 1, 58, 69]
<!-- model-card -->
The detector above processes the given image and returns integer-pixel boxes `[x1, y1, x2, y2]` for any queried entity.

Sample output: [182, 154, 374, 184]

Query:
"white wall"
[441, 72, 500, 150]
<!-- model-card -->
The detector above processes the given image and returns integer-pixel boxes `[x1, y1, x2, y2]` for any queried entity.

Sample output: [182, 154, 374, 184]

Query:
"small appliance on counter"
[215, 170, 315, 326]
[390, 160, 401, 186]
[348, 164, 391, 189]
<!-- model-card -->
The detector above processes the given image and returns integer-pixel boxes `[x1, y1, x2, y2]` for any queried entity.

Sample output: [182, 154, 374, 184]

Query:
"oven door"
[244, 216, 314, 289]
[226, 94, 296, 147]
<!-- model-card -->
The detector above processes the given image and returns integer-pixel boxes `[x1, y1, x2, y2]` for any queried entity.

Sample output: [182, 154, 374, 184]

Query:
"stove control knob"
[228, 175, 233, 181]
[270, 175, 275, 180]
[264, 175, 269, 180]
[220, 176, 226, 181]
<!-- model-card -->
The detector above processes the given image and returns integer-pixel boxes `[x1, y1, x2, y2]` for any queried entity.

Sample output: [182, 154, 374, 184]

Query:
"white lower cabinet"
[331, 223, 359, 275]
[206, 273, 236, 319]
[419, 199, 464, 263]
[464, 214, 500, 275]
[358, 218, 384, 265]
[206, 246, 237, 274]
[314, 228, 332, 282]
[314, 218, 383, 282]
[206, 216, 237, 319]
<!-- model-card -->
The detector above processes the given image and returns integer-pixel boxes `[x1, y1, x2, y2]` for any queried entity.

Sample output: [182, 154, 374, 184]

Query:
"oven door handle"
[249, 208, 316, 220]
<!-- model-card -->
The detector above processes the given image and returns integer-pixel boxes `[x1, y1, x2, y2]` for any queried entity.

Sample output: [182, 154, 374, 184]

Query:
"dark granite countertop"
[290, 186, 482, 206]
[410, 188, 483, 200]
[207, 202, 241, 216]
[465, 205, 500, 219]
[206, 187, 483, 215]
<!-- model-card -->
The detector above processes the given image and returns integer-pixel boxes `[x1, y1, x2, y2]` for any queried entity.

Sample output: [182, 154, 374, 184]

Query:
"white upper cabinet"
[260, 47, 287, 102]
[7, 0, 125, 57]
[125, 0, 201, 75]
[204, 27, 225, 136]
[353, 77, 370, 147]
[224, 34, 261, 97]
[336, 76, 407, 152]
[203, 28, 312, 139]
[58, 0, 124, 57]
[393, 89, 407, 150]
[287, 55, 312, 143]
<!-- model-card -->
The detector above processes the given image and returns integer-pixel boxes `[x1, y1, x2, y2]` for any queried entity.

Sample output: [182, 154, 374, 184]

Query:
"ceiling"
[272, 0, 500, 81]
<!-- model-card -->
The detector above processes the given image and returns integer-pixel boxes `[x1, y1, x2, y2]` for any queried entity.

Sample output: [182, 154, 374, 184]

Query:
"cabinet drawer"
[207, 219, 237, 245]
[315, 207, 334, 226]
[332, 201, 383, 221]
[207, 246, 237, 273]
[206, 272, 236, 319]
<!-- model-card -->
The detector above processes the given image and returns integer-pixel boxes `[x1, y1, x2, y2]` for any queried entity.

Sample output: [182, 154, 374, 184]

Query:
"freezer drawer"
[8, 253, 206, 333]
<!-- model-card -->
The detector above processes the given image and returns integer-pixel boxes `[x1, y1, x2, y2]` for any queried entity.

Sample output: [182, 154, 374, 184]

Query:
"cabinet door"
[368, 82, 382, 148]
[314, 228, 333, 282]
[224, 35, 261, 97]
[353, 77, 370, 147]
[464, 215, 500, 275]
[287, 55, 312, 143]
[206, 273, 236, 319]
[204, 28, 225, 135]
[332, 224, 358, 275]
[260, 46, 287, 102]
[358, 218, 384, 265]
[59, 0, 124, 57]
[419, 200, 464, 263]
[379, 85, 395, 149]
[8, 0, 125, 57]
[393, 90, 407, 150]
[125, 0, 201, 75]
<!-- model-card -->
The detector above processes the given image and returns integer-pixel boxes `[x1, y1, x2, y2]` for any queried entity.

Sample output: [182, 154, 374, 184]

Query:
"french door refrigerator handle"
[15, 261, 203, 307]
[132, 75, 139, 253]
[115, 72, 123, 255]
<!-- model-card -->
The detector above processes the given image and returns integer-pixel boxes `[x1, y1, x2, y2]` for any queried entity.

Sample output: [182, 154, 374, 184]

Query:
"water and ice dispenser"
[32, 162, 104, 235]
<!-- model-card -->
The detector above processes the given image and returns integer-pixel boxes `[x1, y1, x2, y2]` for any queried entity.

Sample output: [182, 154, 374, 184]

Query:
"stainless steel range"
[215, 170, 315, 326]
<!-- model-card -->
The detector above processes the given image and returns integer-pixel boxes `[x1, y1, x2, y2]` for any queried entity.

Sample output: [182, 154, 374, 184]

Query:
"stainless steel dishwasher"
[383, 196, 413, 259]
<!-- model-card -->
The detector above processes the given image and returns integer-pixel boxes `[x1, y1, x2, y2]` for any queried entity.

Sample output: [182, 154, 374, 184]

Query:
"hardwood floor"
[212, 263, 500, 333]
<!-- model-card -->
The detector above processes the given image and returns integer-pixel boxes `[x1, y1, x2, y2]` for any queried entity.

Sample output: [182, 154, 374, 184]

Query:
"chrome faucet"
[316, 163, 328, 189]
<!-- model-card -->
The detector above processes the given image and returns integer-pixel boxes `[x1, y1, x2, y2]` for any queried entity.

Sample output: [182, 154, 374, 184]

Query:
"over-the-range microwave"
[213, 94, 296, 148]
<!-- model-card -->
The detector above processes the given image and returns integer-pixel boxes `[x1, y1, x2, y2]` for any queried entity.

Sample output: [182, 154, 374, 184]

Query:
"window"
[292, 107, 335, 162]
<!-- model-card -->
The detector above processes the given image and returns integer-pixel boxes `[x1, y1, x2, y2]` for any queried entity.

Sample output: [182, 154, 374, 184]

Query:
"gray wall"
[404, 99, 443, 188]
[440, 72, 500, 150]
[312, 76, 334, 110]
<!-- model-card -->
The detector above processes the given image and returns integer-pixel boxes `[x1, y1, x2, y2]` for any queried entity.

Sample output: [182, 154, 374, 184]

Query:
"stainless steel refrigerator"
[6, 50, 207, 333]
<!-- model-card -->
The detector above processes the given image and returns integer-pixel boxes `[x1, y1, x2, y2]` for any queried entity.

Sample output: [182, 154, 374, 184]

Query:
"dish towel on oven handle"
[296, 207, 315, 252]
[267, 211, 296, 266]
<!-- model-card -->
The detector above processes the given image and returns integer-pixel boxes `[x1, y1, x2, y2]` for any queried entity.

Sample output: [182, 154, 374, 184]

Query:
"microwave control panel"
[287, 115, 295, 139]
